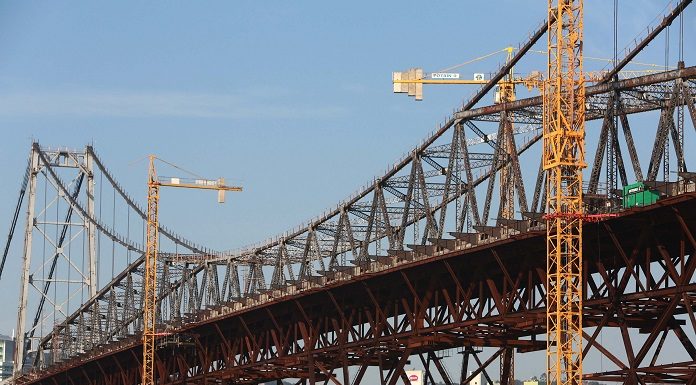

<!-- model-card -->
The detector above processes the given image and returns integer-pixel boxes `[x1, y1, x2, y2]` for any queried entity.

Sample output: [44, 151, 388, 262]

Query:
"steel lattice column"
[142, 156, 160, 385]
[544, 2, 586, 385]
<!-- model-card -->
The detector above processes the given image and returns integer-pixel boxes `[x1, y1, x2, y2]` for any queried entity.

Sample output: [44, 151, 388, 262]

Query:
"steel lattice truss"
[16, 194, 696, 385]
[5, 2, 696, 384]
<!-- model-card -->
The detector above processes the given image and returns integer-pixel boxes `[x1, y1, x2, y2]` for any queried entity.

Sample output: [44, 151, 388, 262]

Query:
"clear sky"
[0, 0, 694, 380]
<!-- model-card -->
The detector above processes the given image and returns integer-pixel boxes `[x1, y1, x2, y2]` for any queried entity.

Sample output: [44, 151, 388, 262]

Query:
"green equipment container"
[622, 182, 659, 208]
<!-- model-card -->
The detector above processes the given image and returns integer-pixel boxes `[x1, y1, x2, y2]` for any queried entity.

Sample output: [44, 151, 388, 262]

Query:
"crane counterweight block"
[393, 68, 424, 100]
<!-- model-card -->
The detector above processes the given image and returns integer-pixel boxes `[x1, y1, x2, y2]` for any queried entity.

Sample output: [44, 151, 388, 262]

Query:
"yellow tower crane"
[391, 47, 655, 102]
[142, 155, 242, 385]
[544, 2, 585, 385]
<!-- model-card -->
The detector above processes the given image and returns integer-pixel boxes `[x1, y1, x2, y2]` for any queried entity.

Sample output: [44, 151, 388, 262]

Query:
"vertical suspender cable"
[664, 24, 671, 181]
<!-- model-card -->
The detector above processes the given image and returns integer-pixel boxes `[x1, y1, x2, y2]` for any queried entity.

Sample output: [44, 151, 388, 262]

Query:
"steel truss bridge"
[4, 3, 696, 385]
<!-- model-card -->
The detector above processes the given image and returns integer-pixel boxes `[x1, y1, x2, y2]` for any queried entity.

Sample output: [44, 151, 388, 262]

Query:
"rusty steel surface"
[11, 62, 696, 385]
[16, 192, 696, 385]
[6, 4, 696, 384]
[27, 67, 696, 368]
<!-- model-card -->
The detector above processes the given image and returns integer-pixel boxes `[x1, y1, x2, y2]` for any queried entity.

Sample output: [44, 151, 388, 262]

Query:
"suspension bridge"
[3, 2, 696, 385]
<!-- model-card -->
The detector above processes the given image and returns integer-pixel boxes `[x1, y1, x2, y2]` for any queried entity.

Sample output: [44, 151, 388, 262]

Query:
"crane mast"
[544, 3, 585, 385]
[142, 156, 160, 385]
[498, 47, 517, 222]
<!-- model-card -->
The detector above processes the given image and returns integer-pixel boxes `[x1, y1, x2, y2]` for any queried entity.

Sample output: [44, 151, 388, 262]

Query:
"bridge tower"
[12, 143, 99, 374]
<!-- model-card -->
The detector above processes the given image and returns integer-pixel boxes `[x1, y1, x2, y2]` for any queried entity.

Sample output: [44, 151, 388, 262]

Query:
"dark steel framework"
[3, 2, 696, 384]
[15, 193, 696, 385]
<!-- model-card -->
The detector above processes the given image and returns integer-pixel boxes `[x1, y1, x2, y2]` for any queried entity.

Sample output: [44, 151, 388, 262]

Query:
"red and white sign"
[406, 370, 423, 385]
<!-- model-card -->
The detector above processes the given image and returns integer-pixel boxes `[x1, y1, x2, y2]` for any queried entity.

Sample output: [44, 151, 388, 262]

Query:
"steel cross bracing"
[10, 68, 696, 368]
[15, 194, 696, 385]
[11, 66, 696, 373]
[4, 2, 694, 384]
[5, 144, 217, 373]
[10, 66, 695, 385]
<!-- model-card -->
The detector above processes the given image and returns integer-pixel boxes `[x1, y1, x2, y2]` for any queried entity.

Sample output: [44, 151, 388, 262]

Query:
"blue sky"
[0, 0, 694, 379]
[1, 0, 692, 249]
